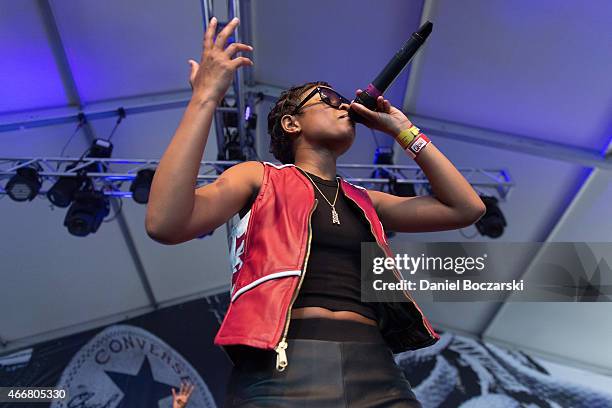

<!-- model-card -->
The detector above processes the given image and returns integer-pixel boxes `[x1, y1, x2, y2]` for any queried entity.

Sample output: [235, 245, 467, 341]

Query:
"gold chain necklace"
[299, 168, 341, 225]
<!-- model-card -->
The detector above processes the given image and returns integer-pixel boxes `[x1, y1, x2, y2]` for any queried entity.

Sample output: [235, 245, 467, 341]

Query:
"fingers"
[354, 90, 390, 109]
[374, 95, 391, 112]
[215, 17, 240, 50]
[379, 96, 391, 112]
[350, 100, 373, 117]
[383, 99, 391, 111]
[230, 56, 254, 69]
[188, 59, 199, 82]
[175, 380, 194, 397]
[224, 42, 253, 58]
[203, 17, 217, 51]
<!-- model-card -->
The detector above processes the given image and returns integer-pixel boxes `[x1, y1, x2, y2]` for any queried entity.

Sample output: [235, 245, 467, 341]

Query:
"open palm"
[172, 380, 194, 408]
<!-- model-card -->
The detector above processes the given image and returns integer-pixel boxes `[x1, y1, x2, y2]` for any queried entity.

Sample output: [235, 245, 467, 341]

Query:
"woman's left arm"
[350, 94, 486, 233]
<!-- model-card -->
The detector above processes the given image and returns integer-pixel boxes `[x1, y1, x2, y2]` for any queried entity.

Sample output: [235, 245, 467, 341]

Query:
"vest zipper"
[274, 197, 318, 371]
[342, 188, 436, 338]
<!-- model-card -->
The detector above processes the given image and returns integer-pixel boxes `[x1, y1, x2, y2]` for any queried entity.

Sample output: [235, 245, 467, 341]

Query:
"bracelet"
[395, 125, 420, 150]
[405, 133, 431, 159]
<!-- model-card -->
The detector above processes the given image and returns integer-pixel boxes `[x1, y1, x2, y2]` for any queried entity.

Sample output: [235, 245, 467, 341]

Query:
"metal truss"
[0, 157, 514, 200]
[200, 0, 258, 161]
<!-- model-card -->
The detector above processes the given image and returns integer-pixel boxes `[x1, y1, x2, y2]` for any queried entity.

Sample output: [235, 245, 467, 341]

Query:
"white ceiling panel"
[394, 136, 586, 242]
[540, 168, 612, 242]
[49, 0, 203, 102]
[94, 107, 231, 303]
[0, 197, 151, 342]
[252, 0, 424, 127]
[407, 0, 612, 151]
[88, 105, 205, 158]
[484, 166, 612, 372]
[0, 1, 68, 112]
[390, 136, 589, 338]
[124, 199, 232, 304]
[0, 121, 89, 157]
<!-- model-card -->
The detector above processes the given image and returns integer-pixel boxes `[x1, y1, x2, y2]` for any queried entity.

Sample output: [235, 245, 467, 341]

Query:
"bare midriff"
[292, 306, 377, 327]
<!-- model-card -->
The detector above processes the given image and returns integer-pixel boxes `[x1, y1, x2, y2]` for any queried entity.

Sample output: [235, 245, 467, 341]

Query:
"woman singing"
[146, 16, 486, 407]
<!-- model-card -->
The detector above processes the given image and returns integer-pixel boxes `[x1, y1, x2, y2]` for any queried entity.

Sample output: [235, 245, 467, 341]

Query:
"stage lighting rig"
[5, 163, 43, 202]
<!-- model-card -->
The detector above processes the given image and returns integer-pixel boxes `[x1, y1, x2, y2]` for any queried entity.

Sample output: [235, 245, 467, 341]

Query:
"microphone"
[348, 21, 433, 123]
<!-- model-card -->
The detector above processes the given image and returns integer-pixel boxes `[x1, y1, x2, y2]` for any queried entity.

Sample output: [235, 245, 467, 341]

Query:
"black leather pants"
[223, 318, 422, 407]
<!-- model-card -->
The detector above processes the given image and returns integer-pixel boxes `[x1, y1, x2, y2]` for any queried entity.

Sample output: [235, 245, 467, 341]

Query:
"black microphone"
[348, 21, 433, 123]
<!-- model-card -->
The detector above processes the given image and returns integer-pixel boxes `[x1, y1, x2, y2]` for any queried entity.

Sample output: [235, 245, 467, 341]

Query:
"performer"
[146, 17, 486, 407]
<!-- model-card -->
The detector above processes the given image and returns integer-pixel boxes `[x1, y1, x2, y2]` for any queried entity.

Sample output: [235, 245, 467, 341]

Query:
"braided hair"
[267, 81, 331, 164]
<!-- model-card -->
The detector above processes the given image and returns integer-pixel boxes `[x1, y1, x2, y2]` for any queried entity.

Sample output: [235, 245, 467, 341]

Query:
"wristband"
[404, 133, 431, 159]
[395, 125, 420, 150]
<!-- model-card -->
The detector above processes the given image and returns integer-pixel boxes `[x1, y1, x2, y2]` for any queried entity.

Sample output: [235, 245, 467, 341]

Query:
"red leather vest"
[214, 161, 440, 370]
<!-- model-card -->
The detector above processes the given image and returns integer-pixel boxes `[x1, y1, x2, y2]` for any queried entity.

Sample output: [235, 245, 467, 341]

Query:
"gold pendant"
[331, 208, 340, 225]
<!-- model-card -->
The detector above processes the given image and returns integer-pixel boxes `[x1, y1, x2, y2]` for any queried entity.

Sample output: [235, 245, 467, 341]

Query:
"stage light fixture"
[47, 176, 86, 207]
[370, 146, 394, 185]
[47, 164, 88, 208]
[130, 169, 156, 204]
[81, 138, 114, 174]
[390, 179, 416, 197]
[370, 146, 416, 197]
[88, 138, 113, 158]
[475, 195, 507, 239]
[5, 165, 42, 202]
[373, 146, 393, 165]
[64, 190, 110, 237]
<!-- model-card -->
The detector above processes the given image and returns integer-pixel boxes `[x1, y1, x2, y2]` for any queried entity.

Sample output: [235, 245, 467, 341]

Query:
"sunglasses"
[292, 86, 351, 115]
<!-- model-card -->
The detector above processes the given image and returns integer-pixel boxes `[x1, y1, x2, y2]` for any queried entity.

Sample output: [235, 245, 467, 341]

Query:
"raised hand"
[172, 380, 194, 408]
[188, 17, 254, 104]
[349, 90, 412, 137]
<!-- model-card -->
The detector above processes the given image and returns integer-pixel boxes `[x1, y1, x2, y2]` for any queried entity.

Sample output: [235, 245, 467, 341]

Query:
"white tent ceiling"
[1, 0, 611, 375]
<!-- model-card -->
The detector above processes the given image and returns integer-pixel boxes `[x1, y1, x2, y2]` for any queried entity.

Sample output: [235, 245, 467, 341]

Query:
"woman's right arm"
[145, 17, 255, 245]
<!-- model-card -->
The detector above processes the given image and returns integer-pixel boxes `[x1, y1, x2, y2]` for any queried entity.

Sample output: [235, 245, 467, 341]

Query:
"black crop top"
[292, 168, 379, 321]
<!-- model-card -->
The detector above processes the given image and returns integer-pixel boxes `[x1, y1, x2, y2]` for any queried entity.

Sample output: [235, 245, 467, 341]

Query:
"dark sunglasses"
[292, 86, 351, 115]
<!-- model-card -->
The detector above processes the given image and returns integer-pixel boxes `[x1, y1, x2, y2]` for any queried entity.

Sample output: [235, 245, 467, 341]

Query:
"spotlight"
[373, 146, 393, 165]
[390, 178, 416, 197]
[47, 164, 88, 208]
[370, 146, 393, 183]
[84, 138, 114, 173]
[64, 190, 110, 237]
[88, 138, 113, 158]
[130, 169, 155, 204]
[475, 195, 507, 238]
[370, 146, 416, 197]
[47, 177, 86, 207]
[5, 164, 42, 202]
